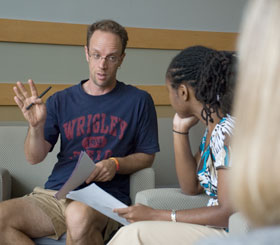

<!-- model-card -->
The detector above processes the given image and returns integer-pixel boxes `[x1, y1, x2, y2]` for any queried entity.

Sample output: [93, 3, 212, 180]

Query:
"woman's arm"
[173, 132, 203, 195]
[114, 169, 233, 228]
[173, 169, 233, 227]
[172, 113, 202, 195]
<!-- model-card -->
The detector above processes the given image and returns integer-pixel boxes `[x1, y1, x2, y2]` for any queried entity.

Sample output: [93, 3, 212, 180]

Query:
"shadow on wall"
[0, 123, 60, 197]
[153, 118, 204, 188]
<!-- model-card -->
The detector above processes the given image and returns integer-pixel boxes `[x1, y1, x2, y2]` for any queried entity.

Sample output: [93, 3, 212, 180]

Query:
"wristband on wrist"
[109, 157, 120, 171]
[171, 209, 177, 222]
[172, 129, 189, 135]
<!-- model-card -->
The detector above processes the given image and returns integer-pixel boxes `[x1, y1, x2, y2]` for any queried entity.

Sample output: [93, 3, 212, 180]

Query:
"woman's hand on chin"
[173, 113, 199, 132]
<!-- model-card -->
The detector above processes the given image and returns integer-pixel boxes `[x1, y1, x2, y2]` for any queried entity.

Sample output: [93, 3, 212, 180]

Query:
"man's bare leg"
[65, 201, 108, 245]
[0, 198, 55, 245]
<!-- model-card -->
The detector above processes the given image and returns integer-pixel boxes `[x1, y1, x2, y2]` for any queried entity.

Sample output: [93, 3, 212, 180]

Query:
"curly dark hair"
[166, 45, 236, 124]
[86, 19, 128, 54]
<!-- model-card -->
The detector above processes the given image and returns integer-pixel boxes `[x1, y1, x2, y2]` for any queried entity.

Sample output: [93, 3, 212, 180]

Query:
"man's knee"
[65, 201, 107, 239]
[0, 200, 15, 229]
[0, 199, 27, 234]
[66, 201, 90, 225]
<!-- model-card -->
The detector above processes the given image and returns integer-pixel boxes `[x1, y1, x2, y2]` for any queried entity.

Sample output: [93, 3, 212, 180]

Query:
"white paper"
[55, 151, 96, 200]
[67, 183, 130, 226]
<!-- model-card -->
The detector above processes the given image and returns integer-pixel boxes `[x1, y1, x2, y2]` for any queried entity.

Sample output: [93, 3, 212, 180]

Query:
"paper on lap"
[67, 183, 130, 225]
[55, 151, 130, 225]
[55, 151, 96, 200]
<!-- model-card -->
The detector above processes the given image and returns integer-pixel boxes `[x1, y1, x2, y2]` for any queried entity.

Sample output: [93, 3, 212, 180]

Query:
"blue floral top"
[197, 114, 235, 206]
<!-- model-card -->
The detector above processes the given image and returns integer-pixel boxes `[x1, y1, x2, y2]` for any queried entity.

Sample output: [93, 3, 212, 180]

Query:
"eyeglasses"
[88, 52, 120, 64]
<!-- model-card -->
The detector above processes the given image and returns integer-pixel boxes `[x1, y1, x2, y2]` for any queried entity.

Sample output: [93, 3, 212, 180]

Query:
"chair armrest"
[129, 168, 155, 204]
[0, 167, 11, 201]
[136, 189, 251, 235]
[135, 188, 210, 210]
[229, 212, 251, 234]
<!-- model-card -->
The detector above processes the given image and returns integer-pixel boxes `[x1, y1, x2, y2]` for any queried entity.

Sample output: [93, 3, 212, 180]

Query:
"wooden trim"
[0, 83, 169, 106]
[0, 19, 87, 46]
[0, 18, 238, 50]
[126, 27, 238, 50]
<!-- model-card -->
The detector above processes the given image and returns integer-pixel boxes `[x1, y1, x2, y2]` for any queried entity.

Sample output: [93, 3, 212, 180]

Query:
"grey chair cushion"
[136, 188, 210, 210]
[129, 167, 155, 204]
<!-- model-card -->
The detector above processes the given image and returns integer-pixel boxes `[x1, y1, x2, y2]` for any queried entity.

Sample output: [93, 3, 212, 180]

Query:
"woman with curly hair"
[108, 45, 237, 245]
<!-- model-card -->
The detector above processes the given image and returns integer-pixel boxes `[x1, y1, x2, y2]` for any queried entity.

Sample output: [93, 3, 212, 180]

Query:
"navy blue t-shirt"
[44, 80, 159, 204]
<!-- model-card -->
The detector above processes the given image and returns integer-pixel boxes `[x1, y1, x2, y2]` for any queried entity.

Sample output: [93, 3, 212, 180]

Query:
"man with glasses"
[1, 20, 159, 245]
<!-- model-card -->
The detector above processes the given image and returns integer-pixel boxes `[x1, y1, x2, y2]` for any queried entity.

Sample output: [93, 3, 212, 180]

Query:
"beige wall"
[0, 0, 247, 189]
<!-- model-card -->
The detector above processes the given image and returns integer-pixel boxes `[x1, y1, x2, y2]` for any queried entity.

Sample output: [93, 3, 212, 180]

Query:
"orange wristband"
[109, 157, 120, 171]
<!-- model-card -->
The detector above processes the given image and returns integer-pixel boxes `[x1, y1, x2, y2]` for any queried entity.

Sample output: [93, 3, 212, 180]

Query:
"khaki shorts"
[23, 186, 121, 241]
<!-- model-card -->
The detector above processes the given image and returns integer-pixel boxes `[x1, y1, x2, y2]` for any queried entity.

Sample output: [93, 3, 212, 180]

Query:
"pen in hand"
[26, 86, 52, 110]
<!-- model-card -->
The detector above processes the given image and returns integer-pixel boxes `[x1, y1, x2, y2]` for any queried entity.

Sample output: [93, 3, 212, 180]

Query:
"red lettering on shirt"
[110, 115, 118, 136]
[119, 120, 128, 139]
[101, 113, 109, 134]
[95, 150, 102, 161]
[82, 136, 107, 149]
[63, 113, 128, 141]
[92, 114, 100, 133]
[87, 114, 92, 134]
[63, 119, 77, 140]
[104, 149, 113, 159]
[76, 116, 85, 136]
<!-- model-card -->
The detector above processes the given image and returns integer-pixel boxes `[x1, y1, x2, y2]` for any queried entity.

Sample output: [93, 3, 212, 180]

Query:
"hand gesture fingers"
[28, 79, 39, 98]
[13, 80, 47, 127]
[13, 82, 30, 109]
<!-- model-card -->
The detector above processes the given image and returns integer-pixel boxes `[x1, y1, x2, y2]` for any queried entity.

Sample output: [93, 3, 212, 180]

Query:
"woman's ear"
[178, 84, 189, 101]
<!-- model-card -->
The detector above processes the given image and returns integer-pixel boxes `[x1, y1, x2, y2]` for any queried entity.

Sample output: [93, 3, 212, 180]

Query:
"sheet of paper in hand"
[55, 151, 96, 200]
[67, 183, 130, 226]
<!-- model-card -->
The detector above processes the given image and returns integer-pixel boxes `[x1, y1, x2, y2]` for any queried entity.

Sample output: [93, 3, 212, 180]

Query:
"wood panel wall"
[0, 18, 238, 111]
[0, 18, 238, 50]
[0, 83, 169, 106]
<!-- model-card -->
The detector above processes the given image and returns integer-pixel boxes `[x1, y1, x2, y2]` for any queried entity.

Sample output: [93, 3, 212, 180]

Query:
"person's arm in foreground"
[13, 79, 52, 164]
[114, 168, 232, 228]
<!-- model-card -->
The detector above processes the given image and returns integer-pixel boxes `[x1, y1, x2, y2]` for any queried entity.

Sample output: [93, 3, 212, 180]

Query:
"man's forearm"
[24, 125, 51, 164]
[114, 153, 155, 175]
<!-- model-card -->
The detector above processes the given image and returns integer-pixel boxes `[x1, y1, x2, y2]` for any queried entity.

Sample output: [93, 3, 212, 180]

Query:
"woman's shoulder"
[211, 115, 235, 144]
[210, 115, 235, 165]
[216, 114, 235, 136]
